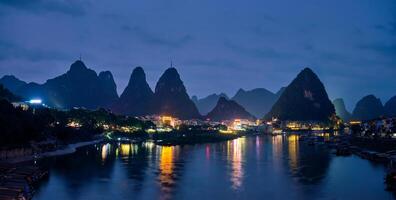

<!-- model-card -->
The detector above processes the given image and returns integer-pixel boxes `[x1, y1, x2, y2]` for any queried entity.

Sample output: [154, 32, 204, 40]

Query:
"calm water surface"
[34, 135, 395, 200]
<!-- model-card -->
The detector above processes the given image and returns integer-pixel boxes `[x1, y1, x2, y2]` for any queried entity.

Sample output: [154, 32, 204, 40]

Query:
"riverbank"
[0, 139, 103, 164]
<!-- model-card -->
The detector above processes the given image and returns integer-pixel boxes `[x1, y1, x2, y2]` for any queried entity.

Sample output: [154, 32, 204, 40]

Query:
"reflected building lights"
[288, 135, 299, 171]
[101, 143, 111, 162]
[227, 138, 245, 190]
[255, 136, 262, 158]
[120, 144, 131, 157]
[272, 135, 283, 159]
[205, 145, 211, 161]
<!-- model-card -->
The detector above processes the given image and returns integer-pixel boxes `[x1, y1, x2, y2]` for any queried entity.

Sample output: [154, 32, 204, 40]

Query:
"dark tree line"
[0, 85, 154, 147]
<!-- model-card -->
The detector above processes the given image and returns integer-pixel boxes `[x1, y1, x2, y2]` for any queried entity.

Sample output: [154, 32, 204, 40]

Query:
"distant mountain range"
[332, 95, 396, 121]
[0, 84, 20, 102]
[333, 98, 351, 121]
[352, 95, 384, 121]
[1, 60, 394, 121]
[192, 93, 229, 116]
[192, 87, 284, 118]
[265, 68, 335, 121]
[0, 75, 27, 94]
[385, 96, 396, 117]
[0, 61, 119, 109]
[231, 88, 283, 118]
[205, 97, 255, 121]
[0, 61, 200, 119]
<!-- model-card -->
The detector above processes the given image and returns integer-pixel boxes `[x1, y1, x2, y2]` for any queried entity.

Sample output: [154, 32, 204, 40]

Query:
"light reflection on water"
[227, 138, 245, 190]
[288, 134, 299, 172]
[34, 135, 395, 200]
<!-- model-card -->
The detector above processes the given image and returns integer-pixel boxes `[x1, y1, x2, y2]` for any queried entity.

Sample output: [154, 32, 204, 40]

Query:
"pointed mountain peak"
[69, 60, 88, 72]
[385, 96, 396, 117]
[296, 67, 319, 81]
[352, 95, 384, 120]
[1, 75, 20, 81]
[219, 93, 229, 99]
[112, 66, 153, 116]
[151, 67, 200, 119]
[265, 67, 335, 121]
[236, 88, 246, 94]
[155, 67, 185, 93]
[98, 71, 117, 91]
[333, 98, 351, 121]
[99, 71, 114, 81]
[133, 66, 145, 74]
[301, 67, 314, 73]
[218, 96, 228, 103]
[160, 67, 180, 80]
[0, 75, 27, 93]
[362, 94, 377, 100]
[128, 66, 147, 83]
[206, 97, 255, 121]
[193, 93, 229, 115]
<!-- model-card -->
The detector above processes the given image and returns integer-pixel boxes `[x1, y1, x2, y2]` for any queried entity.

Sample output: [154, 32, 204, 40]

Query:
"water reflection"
[120, 143, 131, 157]
[272, 135, 284, 170]
[158, 146, 182, 199]
[227, 138, 246, 190]
[288, 134, 299, 172]
[34, 135, 393, 200]
[101, 143, 110, 162]
[159, 147, 175, 185]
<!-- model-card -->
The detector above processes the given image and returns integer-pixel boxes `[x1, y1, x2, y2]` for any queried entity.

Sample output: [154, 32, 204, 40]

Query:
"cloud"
[0, 0, 87, 16]
[374, 22, 396, 34]
[184, 59, 240, 69]
[122, 25, 193, 48]
[0, 40, 70, 61]
[358, 43, 396, 57]
[224, 41, 285, 59]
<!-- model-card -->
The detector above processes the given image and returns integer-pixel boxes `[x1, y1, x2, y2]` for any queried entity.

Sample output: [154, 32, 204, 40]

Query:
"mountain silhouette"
[192, 93, 229, 115]
[385, 96, 396, 117]
[206, 97, 255, 121]
[0, 84, 20, 102]
[0, 75, 27, 94]
[112, 67, 153, 116]
[333, 98, 351, 121]
[232, 88, 279, 118]
[265, 68, 335, 121]
[352, 95, 384, 120]
[150, 67, 201, 119]
[13, 60, 119, 109]
[275, 87, 286, 97]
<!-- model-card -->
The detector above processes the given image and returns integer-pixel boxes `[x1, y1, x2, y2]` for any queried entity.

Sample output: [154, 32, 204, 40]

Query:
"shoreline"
[0, 139, 103, 164]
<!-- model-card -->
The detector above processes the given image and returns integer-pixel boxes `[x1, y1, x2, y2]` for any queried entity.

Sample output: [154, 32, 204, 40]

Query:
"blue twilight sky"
[0, 0, 395, 110]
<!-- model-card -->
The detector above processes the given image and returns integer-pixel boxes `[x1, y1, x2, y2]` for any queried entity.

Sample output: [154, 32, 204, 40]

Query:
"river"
[33, 134, 395, 200]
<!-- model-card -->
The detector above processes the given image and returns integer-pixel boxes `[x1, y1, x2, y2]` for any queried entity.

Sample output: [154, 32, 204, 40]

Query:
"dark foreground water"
[34, 135, 395, 200]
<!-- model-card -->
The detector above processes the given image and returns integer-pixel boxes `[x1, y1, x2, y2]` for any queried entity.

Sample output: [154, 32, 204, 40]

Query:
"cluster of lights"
[28, 99, 42, 104]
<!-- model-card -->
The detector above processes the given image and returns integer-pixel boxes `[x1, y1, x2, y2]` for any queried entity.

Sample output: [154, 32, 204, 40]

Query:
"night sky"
[0, 0, 395, 110]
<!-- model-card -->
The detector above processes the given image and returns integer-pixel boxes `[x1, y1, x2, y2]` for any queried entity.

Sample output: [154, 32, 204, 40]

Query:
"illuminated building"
[11, 102, 29, 111]
[67, 120, 81, 128]
[233, 119, 243, 131]
[29, 99, 42, 104]
[349, 121, 362, 125]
